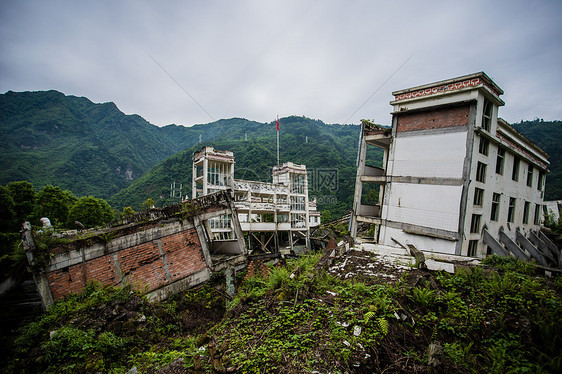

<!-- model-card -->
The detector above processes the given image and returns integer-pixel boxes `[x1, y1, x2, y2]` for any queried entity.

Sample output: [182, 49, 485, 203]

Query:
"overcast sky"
[1, 0, 561, 127]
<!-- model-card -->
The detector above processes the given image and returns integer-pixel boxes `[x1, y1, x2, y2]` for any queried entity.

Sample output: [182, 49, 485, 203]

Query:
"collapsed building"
[191, 146, 320, 254]
[23, 190, 247, 307]
[351, 72, 558, 266]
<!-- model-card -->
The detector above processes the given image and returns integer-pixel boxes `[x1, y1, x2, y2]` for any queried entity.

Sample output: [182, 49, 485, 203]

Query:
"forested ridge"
[512, 120, 562, 200]
[1, 91, 561, 219]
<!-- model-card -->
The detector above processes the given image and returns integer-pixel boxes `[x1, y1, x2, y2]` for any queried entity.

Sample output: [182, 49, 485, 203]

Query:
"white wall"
[384, 183, 463, 232]
[380, 130, 467, 254]
[382, 227, 457, 254]
[390, 131, 467, 178]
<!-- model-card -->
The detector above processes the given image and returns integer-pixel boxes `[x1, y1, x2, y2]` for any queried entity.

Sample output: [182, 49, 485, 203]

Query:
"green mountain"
[0, 90, 183, 199]
[512, 120, 562, 201]
[109, 116, 374, 218]
[1, 91, 560, 218]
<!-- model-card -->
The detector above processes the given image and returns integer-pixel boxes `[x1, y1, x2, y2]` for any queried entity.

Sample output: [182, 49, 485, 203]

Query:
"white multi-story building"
[191, 146, 320, 254]
[351, 72, 550, 258]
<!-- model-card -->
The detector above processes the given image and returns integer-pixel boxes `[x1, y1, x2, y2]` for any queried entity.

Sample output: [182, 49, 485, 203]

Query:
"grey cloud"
[1, 0, 561, 126]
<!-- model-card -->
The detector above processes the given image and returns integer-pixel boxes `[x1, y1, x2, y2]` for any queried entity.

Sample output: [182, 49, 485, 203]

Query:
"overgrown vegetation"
[0, 181, 119, 278]
[2, 253, 561, 373]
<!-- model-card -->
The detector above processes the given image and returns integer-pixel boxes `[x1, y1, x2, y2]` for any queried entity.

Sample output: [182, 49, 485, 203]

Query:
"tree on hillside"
[7, 181, 36, 226]
[0, 186, 16, 232]
[67, 196, 113, 228]
[121, 206, 135, 220]
[142, 198, 155, 211]
[33, 185, 77, 227]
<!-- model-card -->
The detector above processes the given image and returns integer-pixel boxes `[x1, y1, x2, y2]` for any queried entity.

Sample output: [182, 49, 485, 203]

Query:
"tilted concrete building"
[191, 146, 320, 254]
[351, 72, 551, 259]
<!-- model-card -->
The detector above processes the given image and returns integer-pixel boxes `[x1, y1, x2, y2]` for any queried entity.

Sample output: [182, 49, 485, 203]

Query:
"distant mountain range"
[1, 90, 560, 217]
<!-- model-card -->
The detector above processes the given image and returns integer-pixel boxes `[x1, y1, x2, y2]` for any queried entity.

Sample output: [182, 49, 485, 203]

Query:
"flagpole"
[277, 115, 280, 166]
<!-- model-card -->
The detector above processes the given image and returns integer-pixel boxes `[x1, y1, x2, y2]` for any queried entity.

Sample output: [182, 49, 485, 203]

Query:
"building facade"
[191, 146, 320, 254]
[351, 72, 549, 258]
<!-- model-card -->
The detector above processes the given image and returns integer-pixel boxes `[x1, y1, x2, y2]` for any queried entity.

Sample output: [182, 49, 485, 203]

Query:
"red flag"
[276, 116, 279, 131]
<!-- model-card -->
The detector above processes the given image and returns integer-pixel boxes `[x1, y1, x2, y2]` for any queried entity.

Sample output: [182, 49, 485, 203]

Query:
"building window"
[478, 137, 489, 156]
[534, 204, 541, 225]
[290, 196, 305, 211]
[468, 240, 479, 257]
[512, 156, 520, 181]
[209, 214, 231, 229]
[290, 213, 306, 228]
[481, 99, 492, 132]
[470, 214, 481, 234]
[473, 187, 484, 206]
[507, 197, 516, 223]
[291, 174, 305, 194]
[491, 193, 501, 221]
[538, 171, 545, 191]
[476, 162, 487, 183]
[523, 201, 530, 224]
[496, 147, 505, 175]
[526, 164, 534, 188]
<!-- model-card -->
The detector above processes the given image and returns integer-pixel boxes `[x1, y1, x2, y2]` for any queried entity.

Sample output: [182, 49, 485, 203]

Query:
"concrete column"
[192, 161, 197, 199]
[351, 125, 367, 237]
[202, 158, 208, 195]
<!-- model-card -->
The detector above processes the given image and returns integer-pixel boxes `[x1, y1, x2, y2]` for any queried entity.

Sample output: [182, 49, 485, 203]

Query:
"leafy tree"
[142, 198, 155, 211]
[121, 206, 135, 219]
[7, 181, 36, 225]
[67, 196, 113, 228]
[0, 186, 16, 232]
[33, 185, 77, 227]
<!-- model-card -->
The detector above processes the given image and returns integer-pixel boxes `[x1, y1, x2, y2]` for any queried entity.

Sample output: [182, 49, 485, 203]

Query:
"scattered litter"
[343, 340, 350, 347]
[353, 325, 362, 336]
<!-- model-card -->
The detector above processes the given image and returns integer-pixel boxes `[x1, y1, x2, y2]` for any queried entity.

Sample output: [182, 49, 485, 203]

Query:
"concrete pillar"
[351, 124, 367, 237]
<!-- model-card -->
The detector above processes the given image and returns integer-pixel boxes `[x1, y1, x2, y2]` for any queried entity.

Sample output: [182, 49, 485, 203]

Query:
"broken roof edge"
[193, 146, 234, 161]
[360, 119, 392, 136]
[497, 118, 550, 162]
[392, 71, 503, 96]
[391, 72, 505, 108]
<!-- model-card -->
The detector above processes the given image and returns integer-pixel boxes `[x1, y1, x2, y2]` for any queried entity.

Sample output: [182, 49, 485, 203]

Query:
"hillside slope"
[0, 91, 182, 199]
[109, 117, 374, 218]
[512, 120, 562, 200]
[1, 91, 560, 212]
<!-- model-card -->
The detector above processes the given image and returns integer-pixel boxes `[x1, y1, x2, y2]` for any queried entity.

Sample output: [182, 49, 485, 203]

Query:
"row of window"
[477, 137, 545, 190]
[471, 192, 542, 233]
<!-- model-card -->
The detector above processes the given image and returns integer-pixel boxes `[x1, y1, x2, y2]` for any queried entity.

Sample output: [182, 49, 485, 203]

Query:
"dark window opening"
[474, 187, 484, 206]
[526, 164, 533, 188]
[468, 240, 479, 257]
[482, 99, 492, 132]
[507, 197, 516, 223]
[470, 214, 481, 234]
[523, 201, 530, 224]
[491, 193, 500, 221]
[512, 156, 520, 181]
[476, 162, 487, 183]
[496, 148, 505, 175]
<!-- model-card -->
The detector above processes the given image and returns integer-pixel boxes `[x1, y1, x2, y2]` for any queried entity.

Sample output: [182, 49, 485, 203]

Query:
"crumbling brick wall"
[396, 104, 470, 133]
[45, 227, 206, 301]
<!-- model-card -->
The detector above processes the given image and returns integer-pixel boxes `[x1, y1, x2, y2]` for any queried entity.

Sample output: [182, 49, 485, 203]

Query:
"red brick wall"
[396, 105, 470, 133]
[46, 227, 207, 300]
